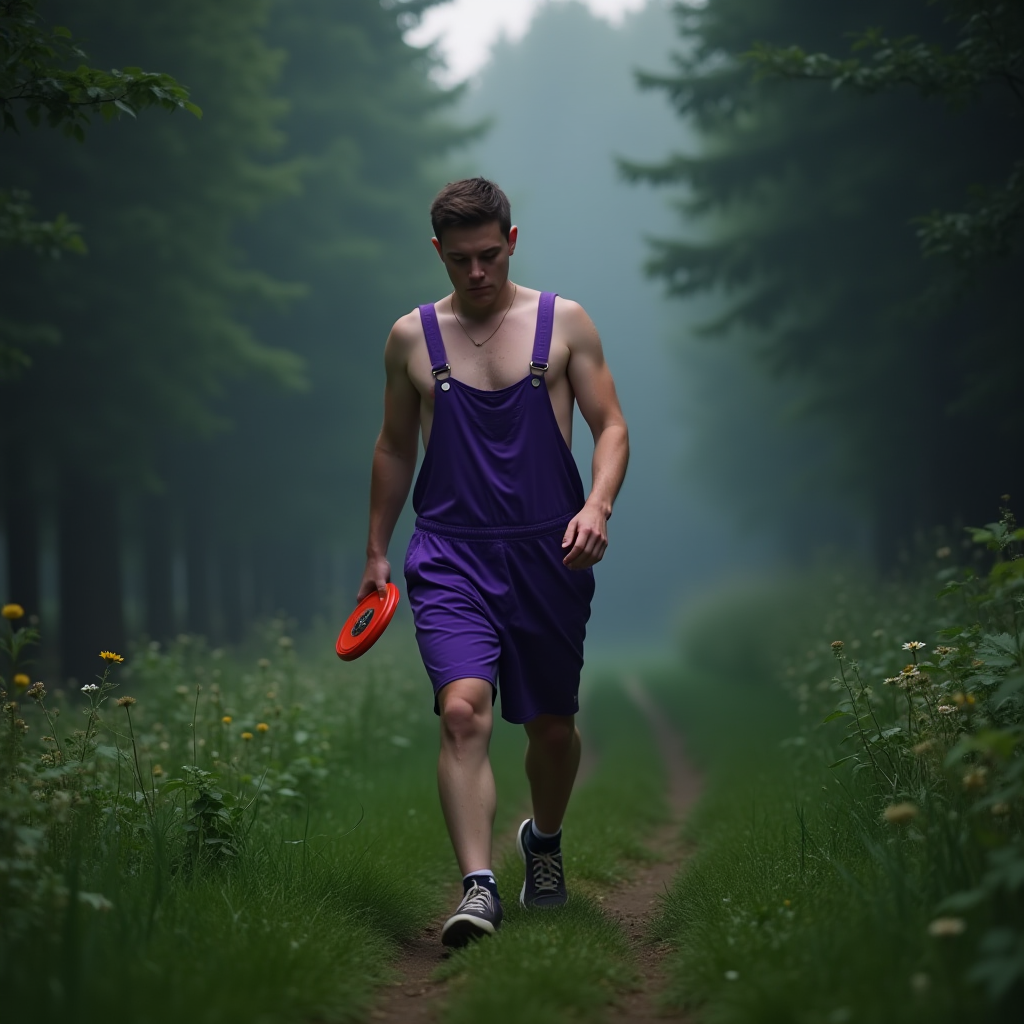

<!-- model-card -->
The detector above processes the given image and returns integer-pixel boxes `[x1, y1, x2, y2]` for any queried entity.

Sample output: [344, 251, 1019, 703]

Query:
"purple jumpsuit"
[403, 292, 596, 724]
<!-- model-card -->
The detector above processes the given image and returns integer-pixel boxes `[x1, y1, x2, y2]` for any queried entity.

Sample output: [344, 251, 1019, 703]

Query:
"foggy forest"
[1, 1, 1021, 1022]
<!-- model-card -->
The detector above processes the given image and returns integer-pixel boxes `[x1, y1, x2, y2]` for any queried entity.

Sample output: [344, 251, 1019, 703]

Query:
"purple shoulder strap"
[531, 292, 558, 368]
[418, 304, 449, 374]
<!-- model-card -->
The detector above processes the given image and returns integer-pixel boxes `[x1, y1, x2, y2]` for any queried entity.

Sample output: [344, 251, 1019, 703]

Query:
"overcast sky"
[405, 0, 648, 84]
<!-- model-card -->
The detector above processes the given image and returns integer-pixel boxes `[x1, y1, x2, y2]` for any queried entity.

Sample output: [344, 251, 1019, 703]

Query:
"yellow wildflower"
[221, 715, 233, 725]
[927, 917, 965, 938]
[2, 603, 25, 620]
[241, 731, 253, 741]
[962, 767, 988, 791]
[882, 802, 919, 825]
[13, 673, 30, 688]
[256, 722, 269, 734]
[99, 651, 124, 663]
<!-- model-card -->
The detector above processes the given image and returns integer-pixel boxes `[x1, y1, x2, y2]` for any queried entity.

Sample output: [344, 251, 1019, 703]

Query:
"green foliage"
[650, 510, 1024, 1020]
[0, 0, 200, 137]
[0, 620, 474, 1023]
[747, 1, 1024, 262]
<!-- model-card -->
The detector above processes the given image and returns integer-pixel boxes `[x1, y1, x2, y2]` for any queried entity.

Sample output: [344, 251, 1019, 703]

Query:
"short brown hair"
[430, 178, 511, 243]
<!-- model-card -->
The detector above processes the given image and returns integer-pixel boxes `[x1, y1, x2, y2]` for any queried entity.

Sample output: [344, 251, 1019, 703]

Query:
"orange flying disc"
[336, 583, 400, 661]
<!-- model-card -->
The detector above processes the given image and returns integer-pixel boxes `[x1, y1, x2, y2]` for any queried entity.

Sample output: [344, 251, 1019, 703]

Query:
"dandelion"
[831, 640, 844, 652]
[928, 917, 966, 938]
[902, 641, 926, 652]
[99, 651, 124, 663]
[13, 673, 30, 688]
[241, 731, 253, 741]
[221, 715, 233, 724]
[152, 765, 164, 777]
[783, 899, 792, 907]
[938, 705, 957, 715]
[962, 767, 988, 791]
[2, 603, 25, 620]
[882, 802, 919, 825]
[952, 692, 976, 707]
[258, 658, 271, 669]
[26, 682, 46, 702]
[256, 722, 269, 734]
[115, 696, 136, 707]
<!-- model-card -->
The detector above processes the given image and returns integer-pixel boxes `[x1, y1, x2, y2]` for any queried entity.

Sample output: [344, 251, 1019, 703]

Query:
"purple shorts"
[403, 517, 596, 724]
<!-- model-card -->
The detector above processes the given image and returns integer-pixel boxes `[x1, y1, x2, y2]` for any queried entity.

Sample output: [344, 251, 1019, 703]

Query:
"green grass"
[437, 680, 667, 1024]
[644, 563, 1021, 1024]
[1, 622, 529, 1024]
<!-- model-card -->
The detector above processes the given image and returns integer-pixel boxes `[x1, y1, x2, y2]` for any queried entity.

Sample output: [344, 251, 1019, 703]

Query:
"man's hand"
[562, 502, 609, 570]
[357, 554, 391, 602]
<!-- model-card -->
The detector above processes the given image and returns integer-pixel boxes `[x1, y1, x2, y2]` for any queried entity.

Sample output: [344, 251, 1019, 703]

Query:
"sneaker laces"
[530, 849, 563, 893]
[458, 882, 494, 915]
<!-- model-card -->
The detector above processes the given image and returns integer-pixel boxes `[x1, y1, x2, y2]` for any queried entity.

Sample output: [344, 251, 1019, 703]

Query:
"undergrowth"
[649, 508, 1024, 1023]
[0, 614, 524, 1024]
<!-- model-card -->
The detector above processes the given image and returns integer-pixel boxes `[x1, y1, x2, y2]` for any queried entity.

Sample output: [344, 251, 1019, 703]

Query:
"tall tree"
[1, 0, 299, 678]
[625, 0, 1023, 557]
[166, 0, 468, 631]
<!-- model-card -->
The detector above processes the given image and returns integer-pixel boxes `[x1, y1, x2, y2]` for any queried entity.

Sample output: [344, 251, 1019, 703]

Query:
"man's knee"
[525, 714, 577, 753]
[439, 682, 492, 745]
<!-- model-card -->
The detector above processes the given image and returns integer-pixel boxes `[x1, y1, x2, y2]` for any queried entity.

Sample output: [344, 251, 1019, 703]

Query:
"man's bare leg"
[437, 677, 496, 874]
[523, 714, 581, 834]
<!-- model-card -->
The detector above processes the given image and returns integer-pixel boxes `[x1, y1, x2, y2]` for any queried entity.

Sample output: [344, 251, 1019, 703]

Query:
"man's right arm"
[358, 320, 421, 601]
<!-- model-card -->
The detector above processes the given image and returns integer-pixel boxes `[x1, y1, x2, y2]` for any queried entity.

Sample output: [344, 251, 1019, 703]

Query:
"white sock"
[531, 821, 560, 841]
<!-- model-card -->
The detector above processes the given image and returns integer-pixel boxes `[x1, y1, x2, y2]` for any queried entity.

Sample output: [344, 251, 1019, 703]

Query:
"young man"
[358, 177, 628, 947]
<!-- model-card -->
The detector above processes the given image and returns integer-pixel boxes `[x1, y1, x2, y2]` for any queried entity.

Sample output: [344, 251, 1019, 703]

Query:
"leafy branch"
[745, 1, 1024, 264]
[0, 0, 201, 138]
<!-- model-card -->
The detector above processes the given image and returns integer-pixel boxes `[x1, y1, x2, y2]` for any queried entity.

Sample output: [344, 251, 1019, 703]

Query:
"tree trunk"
[3, 447, 42, 620]
[184, 502, 210, 637]
[141, 493, 176, 641]
[218, 537, 243, 643]
[59, 468, 124, 684]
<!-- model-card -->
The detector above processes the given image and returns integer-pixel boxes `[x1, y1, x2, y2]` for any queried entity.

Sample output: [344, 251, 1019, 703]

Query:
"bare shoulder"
[384, 308, 423, 371]
[553, 296, 603, 356]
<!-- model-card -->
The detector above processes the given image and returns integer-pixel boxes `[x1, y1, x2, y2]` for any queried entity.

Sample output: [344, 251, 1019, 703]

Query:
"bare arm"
[561, 303, 629, 569]
[358, 323, 421, 601]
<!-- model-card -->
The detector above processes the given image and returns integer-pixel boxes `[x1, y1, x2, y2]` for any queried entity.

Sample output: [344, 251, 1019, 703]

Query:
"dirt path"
[367, 683, 699, 1023]
[601, 677, 702, 1022]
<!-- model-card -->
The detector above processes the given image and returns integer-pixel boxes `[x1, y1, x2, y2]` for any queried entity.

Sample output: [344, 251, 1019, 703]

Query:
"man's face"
[432, 221, 518, 310]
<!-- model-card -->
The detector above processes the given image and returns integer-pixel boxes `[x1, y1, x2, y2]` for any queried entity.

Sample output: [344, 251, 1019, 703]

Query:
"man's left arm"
[560, 303, 629, 570]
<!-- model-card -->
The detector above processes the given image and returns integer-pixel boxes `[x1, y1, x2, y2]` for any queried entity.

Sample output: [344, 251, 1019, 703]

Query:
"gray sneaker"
[441, 882, 503, 947]
[516, 818, 567, 908]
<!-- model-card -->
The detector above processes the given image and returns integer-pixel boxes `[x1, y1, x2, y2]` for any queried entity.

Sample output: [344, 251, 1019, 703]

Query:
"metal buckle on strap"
[431, 363, 451, 380]
[529, 360, 549, 375]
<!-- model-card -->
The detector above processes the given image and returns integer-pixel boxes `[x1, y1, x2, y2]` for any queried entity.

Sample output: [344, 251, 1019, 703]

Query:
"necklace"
[451, 284, 517, 347]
